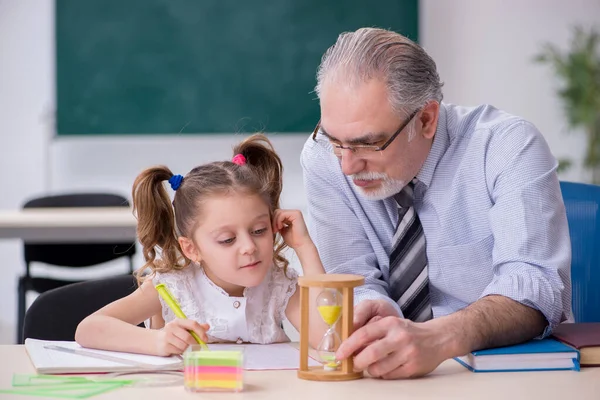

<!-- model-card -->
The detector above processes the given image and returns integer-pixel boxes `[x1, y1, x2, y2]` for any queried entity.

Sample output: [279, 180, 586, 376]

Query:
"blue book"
[454, 338, 580, 372]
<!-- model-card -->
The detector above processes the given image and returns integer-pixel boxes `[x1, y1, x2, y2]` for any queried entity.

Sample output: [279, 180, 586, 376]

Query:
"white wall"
[420, 0, 600, 182]
[0, 0, 598, 343]
[0, 0, 54, 344]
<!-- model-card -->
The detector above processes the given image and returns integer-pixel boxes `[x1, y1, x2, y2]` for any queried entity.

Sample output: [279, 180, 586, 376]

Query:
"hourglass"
[297, 274, 364, 381]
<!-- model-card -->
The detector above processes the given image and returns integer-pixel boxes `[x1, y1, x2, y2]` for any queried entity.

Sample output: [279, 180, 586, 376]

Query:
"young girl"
[75, 134, 327, 356]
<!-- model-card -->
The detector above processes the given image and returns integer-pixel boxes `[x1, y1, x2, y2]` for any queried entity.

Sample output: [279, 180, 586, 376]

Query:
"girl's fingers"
[167, 330, 191, 352]
[273, 210, 283, 231]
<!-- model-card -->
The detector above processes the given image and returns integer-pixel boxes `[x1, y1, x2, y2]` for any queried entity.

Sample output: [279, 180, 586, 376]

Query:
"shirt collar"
[416, 103, 449, 188]
[199, 266, 248, 298]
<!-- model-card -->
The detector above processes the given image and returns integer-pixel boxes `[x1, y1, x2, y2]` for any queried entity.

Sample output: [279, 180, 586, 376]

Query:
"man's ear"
[178, 236, 201, 263]
[418, 101, 440, 140]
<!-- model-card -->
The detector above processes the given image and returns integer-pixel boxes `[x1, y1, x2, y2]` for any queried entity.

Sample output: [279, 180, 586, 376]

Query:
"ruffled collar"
[198, 266, 250, 298]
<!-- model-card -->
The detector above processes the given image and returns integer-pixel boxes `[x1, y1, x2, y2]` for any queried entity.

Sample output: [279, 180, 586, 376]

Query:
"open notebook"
[25, 339, 182, 374]
[25, 339, 319, 374]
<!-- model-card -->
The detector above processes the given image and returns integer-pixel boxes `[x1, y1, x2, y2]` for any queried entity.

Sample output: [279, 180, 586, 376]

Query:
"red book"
[552, 323, 600, 367]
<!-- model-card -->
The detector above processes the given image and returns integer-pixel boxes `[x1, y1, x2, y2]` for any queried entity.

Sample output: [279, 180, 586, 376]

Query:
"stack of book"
[455, 322, 600, 373]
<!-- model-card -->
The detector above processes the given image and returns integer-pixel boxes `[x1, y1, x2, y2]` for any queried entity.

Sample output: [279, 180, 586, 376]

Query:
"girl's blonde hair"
[131, 133, 287, 283]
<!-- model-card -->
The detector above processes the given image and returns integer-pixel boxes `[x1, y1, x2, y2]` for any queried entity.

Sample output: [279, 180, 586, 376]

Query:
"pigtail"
[233, 134, 283, 208]
[131, 165, 188, 282]
[233, 134, 289, 273]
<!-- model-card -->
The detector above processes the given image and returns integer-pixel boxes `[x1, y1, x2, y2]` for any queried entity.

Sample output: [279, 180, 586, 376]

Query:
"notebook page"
[206, 343, 320, 370]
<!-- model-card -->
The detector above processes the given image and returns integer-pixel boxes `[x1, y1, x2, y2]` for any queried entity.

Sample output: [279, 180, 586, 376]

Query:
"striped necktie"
[388, 181, 432, 322]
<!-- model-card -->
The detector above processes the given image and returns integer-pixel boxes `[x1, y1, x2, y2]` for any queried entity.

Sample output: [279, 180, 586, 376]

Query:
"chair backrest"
[560, 181, 600, 323]
[22, 193, 136, 267]
[23, 274, 140, 341]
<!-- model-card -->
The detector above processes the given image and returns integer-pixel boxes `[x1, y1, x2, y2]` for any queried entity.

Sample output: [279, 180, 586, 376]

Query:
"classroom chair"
[22, 274, 142, 342]
[17, 193, 137, 344]
[560, 181, 600, 323]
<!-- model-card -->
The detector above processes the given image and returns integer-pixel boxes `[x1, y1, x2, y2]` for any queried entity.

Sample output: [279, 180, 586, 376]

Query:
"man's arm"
[338, 295, 547, 379]
[300, 137, 400, 314]
[477, 120, 572, 335]
[433, 295, 547, 358]
[444, 119, 571, 353]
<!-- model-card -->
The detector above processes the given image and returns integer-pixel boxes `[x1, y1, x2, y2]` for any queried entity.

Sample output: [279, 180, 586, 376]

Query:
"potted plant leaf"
[535, 26, 600, 183]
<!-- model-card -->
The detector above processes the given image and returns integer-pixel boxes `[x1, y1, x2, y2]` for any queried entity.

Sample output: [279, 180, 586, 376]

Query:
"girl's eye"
[253, 228, 268, 235]
[218, 237, 235, 245]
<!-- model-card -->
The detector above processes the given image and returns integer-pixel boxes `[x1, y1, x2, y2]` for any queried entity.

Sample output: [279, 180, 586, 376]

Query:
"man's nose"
[340, 149, 365, 176]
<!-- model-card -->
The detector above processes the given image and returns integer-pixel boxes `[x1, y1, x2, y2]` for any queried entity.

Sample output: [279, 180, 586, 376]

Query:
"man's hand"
[336, 299, 453, 379]
[336, 314, 452, 379]
[353, 299, 400, 329]
[336, 295, 548, 379]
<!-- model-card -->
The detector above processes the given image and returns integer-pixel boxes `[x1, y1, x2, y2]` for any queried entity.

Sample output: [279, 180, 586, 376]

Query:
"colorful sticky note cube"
[183, 345, 243, 392]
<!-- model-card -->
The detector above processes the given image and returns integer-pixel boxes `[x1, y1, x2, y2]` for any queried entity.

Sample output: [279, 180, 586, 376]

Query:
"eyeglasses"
[311, 109, 420, 158]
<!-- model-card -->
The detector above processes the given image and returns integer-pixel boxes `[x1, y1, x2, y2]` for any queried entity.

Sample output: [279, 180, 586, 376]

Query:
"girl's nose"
[239, 234, 257, 255]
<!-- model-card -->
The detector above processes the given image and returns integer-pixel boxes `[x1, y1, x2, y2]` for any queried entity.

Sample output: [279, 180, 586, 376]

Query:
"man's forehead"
[320, 79, 391, 118]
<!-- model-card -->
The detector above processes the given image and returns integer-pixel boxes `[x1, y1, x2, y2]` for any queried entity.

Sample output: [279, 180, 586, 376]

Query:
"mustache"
[350, 172, 389, 181]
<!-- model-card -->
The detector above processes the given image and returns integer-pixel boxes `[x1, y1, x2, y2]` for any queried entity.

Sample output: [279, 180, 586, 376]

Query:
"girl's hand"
[273, 209, 313, 250]
[154, 319, 209, 356]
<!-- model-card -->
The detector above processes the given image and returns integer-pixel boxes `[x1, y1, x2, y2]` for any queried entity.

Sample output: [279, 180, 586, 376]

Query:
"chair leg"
[17, 277, 27, 344]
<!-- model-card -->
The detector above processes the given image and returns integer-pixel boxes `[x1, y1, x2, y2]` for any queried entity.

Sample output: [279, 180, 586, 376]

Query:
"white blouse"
[151, 264, 298, 344]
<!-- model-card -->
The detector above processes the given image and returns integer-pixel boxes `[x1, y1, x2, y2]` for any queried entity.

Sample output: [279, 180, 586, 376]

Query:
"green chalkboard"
[56, 0, 418, 135]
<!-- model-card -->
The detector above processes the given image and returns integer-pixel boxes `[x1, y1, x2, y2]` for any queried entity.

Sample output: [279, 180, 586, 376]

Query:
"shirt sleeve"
[300, 138, 402, 315]
[481, 120, 572, 335]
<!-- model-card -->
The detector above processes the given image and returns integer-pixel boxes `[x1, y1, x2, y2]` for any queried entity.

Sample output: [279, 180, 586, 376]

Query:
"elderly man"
[301, 27, 571, 379]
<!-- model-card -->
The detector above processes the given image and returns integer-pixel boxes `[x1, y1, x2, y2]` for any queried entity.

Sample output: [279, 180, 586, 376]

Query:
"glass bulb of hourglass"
[316, 289, 342, 326]
[316, 289, 343, 370]
[317, 328, 342, 370]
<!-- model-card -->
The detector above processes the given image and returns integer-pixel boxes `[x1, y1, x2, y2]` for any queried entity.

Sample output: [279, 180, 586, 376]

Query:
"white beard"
[350, 172, 407, 201]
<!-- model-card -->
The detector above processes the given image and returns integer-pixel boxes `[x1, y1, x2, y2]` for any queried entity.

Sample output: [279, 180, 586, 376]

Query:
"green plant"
[535, 26, 600, 183]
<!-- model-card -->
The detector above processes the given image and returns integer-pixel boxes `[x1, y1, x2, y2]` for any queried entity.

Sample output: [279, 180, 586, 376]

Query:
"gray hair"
[315, 28, 443, 139]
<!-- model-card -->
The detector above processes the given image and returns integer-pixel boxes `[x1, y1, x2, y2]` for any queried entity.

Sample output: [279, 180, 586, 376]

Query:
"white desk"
[0, 208, 137, 243]
[1, 345, 598, 400]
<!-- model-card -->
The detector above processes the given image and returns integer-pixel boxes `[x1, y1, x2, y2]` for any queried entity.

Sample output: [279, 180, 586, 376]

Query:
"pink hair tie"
[232, 154, 246, 165]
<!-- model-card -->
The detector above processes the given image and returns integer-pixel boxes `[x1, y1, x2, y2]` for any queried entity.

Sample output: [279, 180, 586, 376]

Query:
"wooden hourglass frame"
[297, 274, 365, 381]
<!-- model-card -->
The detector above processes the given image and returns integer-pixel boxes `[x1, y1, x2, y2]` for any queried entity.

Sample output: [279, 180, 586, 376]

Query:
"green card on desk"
[455, 338, 580, 372]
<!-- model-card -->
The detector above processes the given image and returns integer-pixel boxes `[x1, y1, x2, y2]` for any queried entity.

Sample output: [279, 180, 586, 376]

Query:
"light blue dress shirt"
[301, 103, 572, 333]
